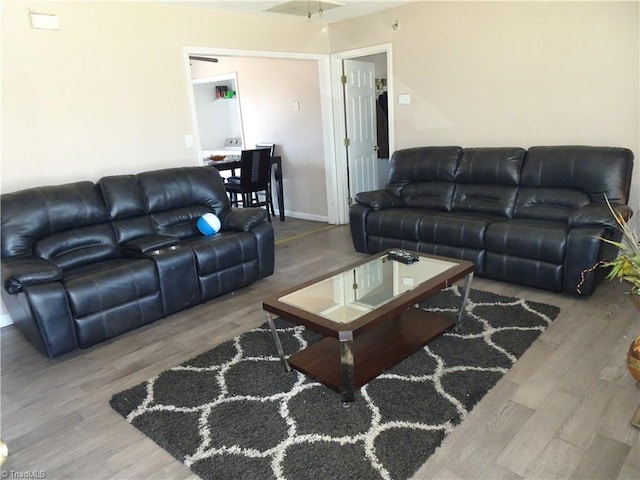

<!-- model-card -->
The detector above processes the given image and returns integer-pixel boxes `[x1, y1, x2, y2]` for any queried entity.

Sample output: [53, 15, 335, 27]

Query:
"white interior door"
[343, 59, 378, 203]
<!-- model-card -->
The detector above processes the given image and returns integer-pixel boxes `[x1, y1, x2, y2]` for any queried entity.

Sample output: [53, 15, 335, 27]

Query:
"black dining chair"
[255, 143, 276, 217]
[255, 143, 275, 157]
[225, 148, 273, 221]
[227, 143, 277, 217]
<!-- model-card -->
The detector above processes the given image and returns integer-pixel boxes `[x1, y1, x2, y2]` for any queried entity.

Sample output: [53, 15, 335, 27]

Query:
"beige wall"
[328, 1, 640, 223]
[190, 57, 327, 219]
[1, 1, 329, 192]
[4, 1, 637, 213]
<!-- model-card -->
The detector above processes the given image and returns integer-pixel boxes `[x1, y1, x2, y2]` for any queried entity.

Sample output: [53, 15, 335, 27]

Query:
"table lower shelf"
[287, 307, 455, 393]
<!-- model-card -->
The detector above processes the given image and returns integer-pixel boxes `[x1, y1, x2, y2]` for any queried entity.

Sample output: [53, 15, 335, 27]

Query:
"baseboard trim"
[280, 210, 329, 223]
[0, 314, 13, 328]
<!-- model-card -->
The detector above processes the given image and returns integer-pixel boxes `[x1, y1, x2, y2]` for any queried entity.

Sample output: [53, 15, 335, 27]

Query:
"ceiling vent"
[265, 0, 345, 17]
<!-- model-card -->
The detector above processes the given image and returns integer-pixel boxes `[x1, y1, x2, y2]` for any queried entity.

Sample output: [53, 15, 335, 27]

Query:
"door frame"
[330, 43, 394, 224]
[182, 46, 340, 222]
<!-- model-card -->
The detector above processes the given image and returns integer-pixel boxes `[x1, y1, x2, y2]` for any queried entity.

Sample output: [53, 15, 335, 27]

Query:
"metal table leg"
[455, 272, 474, 329]
[265, 311, 290, 372]
[339, 331, 355, 402]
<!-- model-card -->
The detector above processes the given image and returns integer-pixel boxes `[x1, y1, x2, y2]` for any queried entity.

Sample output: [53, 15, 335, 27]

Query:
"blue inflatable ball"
[197, 213, 221, 236]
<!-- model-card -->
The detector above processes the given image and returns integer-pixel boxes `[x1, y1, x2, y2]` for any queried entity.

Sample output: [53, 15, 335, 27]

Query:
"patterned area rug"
[110, 287, 560, 480]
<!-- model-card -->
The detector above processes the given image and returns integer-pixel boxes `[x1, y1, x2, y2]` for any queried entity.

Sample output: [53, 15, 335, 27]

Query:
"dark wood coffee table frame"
[263, 250, 474, 402]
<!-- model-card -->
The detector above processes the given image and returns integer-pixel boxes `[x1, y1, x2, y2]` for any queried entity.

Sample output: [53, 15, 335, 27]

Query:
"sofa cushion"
[364, 208, 425, 241]
[417, 212, 497, 249]
[514, 187, 591, 221]
[149, 205, 209, 239]
[185, 231, 259, 275]
[387, 147, 461, 210]
[98, 174, 147, 219]
[401, 182, 455, 211]
[98, 174, 157, 244]
[521, 146, 634, 203]
[64, 258, 161, 318]
[185, 232, 260, 301]
[451, 184, 518, 218]
[137, 167, 232, 240]
[1, 181, 110, 257]
[457, 148, 526, 185]
[139, 166, 230, 214]
[485, 220, 568, 264]
[484, 253, 563, 293]
[388, 146, 461, 183]
[449, 147, 525, 217]
[33, 223, 119, 271]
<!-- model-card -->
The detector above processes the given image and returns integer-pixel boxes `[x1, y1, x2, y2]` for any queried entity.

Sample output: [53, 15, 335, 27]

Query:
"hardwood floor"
[1, 219, 638, 479]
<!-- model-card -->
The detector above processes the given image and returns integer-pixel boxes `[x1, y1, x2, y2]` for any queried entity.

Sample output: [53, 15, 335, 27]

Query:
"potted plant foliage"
[594, 199, 640, 390]
[597, 199, 640, 297]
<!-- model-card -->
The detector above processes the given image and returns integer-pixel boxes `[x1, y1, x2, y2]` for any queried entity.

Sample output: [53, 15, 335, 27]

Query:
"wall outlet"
[184, 134, 193, 148]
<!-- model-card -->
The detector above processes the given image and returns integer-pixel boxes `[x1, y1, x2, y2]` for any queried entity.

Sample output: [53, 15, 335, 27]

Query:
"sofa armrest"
[2, 256, 63, 295]
[354, 189, 404, 210]
[219, 208, 268, 232]
[569, 203, 633, 229]
[122, 235, 180, 255]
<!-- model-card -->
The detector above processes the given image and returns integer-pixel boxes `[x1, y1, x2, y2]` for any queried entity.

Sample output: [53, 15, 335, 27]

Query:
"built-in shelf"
[191, 72, 244, 160]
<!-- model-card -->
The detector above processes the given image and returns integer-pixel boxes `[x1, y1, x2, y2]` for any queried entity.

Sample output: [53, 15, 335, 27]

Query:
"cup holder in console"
[151, 245, 180, 256]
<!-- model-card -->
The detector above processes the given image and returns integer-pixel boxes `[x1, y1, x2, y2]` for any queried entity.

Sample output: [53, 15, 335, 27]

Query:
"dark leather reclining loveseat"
[1, 166, 274, 358]
[350, 145, 634, 296]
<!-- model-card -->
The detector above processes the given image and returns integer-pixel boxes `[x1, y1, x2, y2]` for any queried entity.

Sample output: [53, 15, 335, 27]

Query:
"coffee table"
[262, 250, 474, 402]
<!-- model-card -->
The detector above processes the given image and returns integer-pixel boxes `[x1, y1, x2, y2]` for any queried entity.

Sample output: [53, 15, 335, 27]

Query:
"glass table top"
[278, 253, 458, 324]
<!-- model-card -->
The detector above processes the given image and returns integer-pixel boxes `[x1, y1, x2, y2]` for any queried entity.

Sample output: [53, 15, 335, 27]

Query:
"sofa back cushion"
[513, 187, 591, 222]
[0, 181, 118, 267]
[515, 145, 634, 220]
[34, 224, 118, 270]
[138, 166, 231, 239]
[519, 146, 634, 203]
[452, 147, 526, 217]
[98, 174, 156, 244]
[387, 146, 462, 210]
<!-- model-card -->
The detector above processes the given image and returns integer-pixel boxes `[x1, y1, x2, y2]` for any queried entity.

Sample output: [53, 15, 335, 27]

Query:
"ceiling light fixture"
[307, 0, 326, 21]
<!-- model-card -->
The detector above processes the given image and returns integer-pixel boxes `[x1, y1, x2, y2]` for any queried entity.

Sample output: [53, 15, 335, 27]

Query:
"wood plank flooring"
[1, 219, 639, 479]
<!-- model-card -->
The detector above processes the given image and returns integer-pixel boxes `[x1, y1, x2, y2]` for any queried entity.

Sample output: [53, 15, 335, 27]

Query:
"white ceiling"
[172, 0, 411, 23]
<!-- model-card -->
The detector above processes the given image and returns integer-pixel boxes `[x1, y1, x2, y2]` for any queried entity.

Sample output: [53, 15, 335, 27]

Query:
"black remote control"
[387, 249, 419, 264]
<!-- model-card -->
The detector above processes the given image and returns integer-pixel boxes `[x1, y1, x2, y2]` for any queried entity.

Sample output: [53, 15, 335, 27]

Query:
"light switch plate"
[398, 94, 411, 105]
[30, 12, 60, 30]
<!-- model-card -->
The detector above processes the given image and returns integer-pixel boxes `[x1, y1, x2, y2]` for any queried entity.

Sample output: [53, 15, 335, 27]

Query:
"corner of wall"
[0, 314, 13, 328]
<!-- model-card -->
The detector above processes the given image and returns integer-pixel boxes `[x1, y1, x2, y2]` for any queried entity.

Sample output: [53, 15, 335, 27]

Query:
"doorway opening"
[183, 46, 335, 223]
[330, 43, 394, 224]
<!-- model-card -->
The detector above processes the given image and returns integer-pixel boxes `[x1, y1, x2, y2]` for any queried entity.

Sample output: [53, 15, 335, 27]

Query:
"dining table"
[207, 155, 285, 221]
